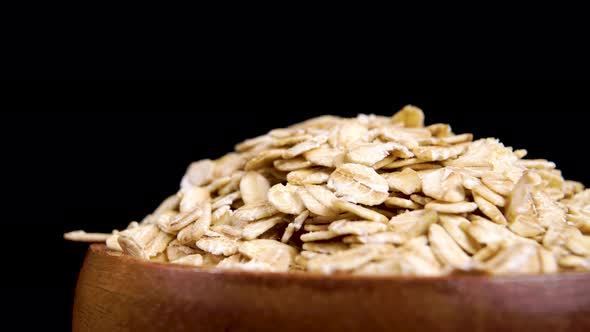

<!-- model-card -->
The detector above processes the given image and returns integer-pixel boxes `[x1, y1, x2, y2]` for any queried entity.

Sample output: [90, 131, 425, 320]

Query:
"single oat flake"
[65, 105, 590, 276]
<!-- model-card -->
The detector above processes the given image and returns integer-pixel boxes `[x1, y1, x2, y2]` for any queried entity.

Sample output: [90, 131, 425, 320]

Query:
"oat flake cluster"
[65, 106, 590, 275]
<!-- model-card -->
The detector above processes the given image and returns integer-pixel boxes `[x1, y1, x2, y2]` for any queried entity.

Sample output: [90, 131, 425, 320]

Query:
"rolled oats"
[166, 240, 202, 261]
[186, 159, 215, 186]
[117, 224, 160, 259]
[328, 163, 389, 206]
[64, 230, 111, 242]
[67, 105, 590, 276]
[179, 186, 210, 213]
[508, 215, 545, 238]
[381, 158, 428, 169]
[387, 209, 438, 244]
[472, 183, 506, 207]
[307, 245, 382, 274]
[242, 216, 285, 240]
[233, 201, 278, 224]
[426, 123, 452, 137]
[383, 168, 422, 195]
[428, 224, 471, 270]
[272, 134, 312, 147]
[328, 220, 387, 236]
[333, 200, 389, 223]
[383, 196, 421, 209]
[282, 135, 329, 159]
[273, 158, 312, 171]
[391, 105, 424, 128]
[439, 215, 481, 254]
[467, 215, 518, 245]
[213, 153, 246, 178]
[177, 203, 212, 244]
[303, 224, 329, 232]
[171, 254, 204, 267]
[268, 183, 305, 214]
[196, 235, 239, 256]
[558, 255, 590, 270]
[538, 247, 559, 273]
[239, 171, 270, 205]
[420, 168, 465, 202]
[297, 185, 339, 217]
[481, 176, 513, 196]
[300, 230, 341, 242]
[412, 144, 467, 162]
[565, 235, 590, 256]
[409, 194, 433, 205]
[211, 191, 242, 210]
[424, 201, 478, 214]
[211, 205, 232, 226]
[238, 239, 297, 271]
[210, 224, 243, 239]
[286, 168, 331, 185]
[302, 242, 349, 254]
[281, 210, 309, 243]
[106, 233, 122, 251]
[473, 193, 508, 225]
[343, 232, 401, 245]
[158, 206, 203, 234]
[244, 149, 285, 171]
[480, 242, 540, 275]
[303, 146, 345, 168]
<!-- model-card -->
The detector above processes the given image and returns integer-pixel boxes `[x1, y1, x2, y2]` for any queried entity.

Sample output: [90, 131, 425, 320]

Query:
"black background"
[6, 80, 590, 330]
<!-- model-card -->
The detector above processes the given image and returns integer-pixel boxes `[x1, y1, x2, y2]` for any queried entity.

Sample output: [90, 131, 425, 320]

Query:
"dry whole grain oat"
[420, 168, 465, 202]
[166, 240, 203, 261]
[63, 230, 112, 242]
[424, 201, 478, 214]
[171, 254, 204, 267]
[267, 183, 305, 214]
[303, 146, 345, 168]
[328, 163, 389, 206]
[328, 220, 388, 236]
[438, 215, 481, 254]
[196, 236, 239, 256]
[233, 201, 279, 224]
[158, 206, 202, 234]
[179, 186, 210, 213]
[307, 245, 382, 274]
[282, 135, 329, 159]
[281, 210, 310, 243]
[240, 171, 271, 205]
[333, 200, 389, 223]
[238, 239, 297, 271]
[391, 105, 424, 128]
[473, 193, 508, 225]
[186, 159, 215, 186]
[428, 224, 472, 270]
[479, 242, 541, 275]
[273, 158, 312, 171]
[65, 105, 590, 276]
[178, 202, 212, 244]
[286, 168, 331, 185]
[382, 168, 422, 195]
[297, 185, 339, 217]
[242, 216, 285, 240]
[387, 209, 438, 244]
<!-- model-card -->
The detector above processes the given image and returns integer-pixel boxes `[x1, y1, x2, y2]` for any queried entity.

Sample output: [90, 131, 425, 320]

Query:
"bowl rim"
[88, 243, 590, 283]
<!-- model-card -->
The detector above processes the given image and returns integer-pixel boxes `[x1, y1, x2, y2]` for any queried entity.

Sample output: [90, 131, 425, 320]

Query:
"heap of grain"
[66, 106, 590, 275]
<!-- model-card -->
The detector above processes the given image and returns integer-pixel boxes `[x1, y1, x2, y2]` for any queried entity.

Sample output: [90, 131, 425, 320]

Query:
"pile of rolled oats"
[65, 106, 590, 275]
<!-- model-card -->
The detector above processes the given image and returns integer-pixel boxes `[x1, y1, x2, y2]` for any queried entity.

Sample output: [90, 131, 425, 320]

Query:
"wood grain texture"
[73, 244, 590, 332]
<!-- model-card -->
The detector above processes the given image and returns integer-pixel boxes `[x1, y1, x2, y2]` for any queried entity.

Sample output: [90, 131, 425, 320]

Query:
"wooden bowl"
[73, 244, 590, 332]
